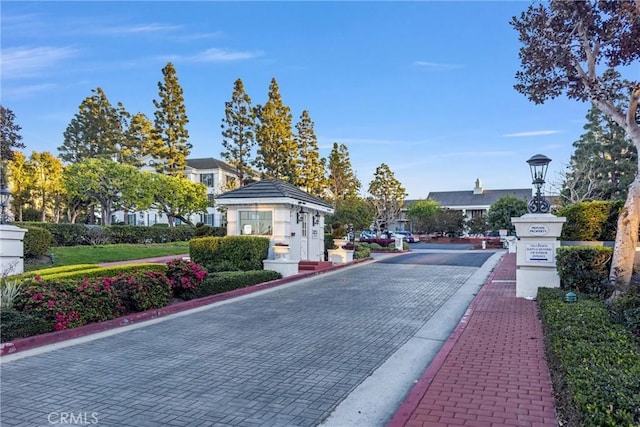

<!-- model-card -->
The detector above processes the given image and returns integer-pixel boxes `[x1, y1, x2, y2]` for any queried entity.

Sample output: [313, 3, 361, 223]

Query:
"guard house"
[215, 180, 334, 262]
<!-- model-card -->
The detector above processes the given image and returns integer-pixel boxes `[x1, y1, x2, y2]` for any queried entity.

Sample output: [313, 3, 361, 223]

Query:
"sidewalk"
[388, 253, 558, 427]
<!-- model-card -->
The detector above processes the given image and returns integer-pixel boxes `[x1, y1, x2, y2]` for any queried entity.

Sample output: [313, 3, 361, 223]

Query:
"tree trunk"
[609, 168, 640, 296]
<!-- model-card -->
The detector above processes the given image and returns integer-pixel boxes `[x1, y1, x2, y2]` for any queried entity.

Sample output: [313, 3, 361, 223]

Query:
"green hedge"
[35, 263, 167, 281]
[190, 236, 270, 271]
[0, 310, 53, 342]
[16, 222, 86, 246]
[16, 264, 98, 279]
[556, 246, 613, 298]
[558, 200, 623, 241]
[21, 225, 52, 259]
[183, 270, 281, 300]
[14, 222, 196, 246]
[538, 288, 640, 426]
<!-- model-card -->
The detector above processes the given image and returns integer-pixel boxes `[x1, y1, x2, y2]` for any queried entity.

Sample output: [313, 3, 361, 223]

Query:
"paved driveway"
[1, 251, 500, 427]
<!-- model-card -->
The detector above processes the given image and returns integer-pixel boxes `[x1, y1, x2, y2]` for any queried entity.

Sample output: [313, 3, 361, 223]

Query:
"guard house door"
[300, 213, 309, 260]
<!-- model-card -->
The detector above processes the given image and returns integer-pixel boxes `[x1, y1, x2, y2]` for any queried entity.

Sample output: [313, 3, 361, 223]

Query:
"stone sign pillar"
[0, 224, 28, 276]
[511, 214, 566, 299]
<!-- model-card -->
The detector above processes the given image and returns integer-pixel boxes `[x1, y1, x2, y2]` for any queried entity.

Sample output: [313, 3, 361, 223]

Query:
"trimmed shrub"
[105, 225, 196, 244]
[183, 270, 281, 300]
[0, 310, 53, 342]
[17, 222, 87, 246]
[108, 271, 171, 313]
[353, 242, 371, 259]
[15, 277, 123, 331]
[21, 225, 52, 259]
[538, 288, 640, 426]
[17, 264, 98, 280]
[558, 200, 623, 241]
[610, 289, 640, 337]
[357, 238, 394, 248]
[190, 236, 270, 271]
[556, 246, 613, 298]
[194, 223, 226, 237]
[34, 263, 167, 281]
[165, 259, 207, 298]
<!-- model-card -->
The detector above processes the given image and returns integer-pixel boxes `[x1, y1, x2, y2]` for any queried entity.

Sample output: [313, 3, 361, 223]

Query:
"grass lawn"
[25, 242, 190, 271]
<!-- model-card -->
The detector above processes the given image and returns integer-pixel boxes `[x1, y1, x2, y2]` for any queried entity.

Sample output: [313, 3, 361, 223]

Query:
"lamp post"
[526, 154, 551, 214]
[0, 186, 11, 225]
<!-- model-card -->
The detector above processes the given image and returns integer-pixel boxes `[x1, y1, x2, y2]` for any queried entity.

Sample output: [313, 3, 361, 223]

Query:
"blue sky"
[2, 1, 593, 199]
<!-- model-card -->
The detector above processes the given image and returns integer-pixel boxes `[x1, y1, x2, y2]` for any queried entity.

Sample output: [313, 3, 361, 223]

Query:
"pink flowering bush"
[16, 276, 123, 331]
[109, 271, 171, 312]
[165, 259, 208, 298]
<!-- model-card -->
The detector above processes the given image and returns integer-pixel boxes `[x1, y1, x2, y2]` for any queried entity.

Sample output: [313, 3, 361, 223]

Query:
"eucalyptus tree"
[64, 158, 142, 226]
[254, 78, 297, 182]
[221, 78, 255, 186]
[327, 142, 360, 203]
[145, 173, 208, 226]
[6, 151, 30, 221]
[152, 62, 191, 175]
[28, 152, 65, 222]
[295, 110, 327, 197]
[367, 163, 407, 234]
[512, 0, 640, 291]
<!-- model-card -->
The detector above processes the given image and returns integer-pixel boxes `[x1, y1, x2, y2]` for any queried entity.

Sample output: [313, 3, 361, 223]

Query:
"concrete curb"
[1, 257, 373, 357]
[385, 252, 505, 427]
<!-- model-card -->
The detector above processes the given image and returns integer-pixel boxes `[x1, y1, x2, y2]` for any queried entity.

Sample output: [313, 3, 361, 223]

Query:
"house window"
[207, 193, 215, 207]
[201, 214, 215, 226]
[200, 173, 215, 188]
[239, 211, 272, 235]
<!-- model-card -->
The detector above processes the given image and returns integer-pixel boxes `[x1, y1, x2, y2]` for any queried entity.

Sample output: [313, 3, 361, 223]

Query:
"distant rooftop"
[423, 178, 532, 207]
[186, 157, 237, 174]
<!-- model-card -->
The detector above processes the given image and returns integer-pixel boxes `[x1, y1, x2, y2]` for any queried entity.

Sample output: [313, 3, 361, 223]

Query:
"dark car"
[392, 231, 420, 243]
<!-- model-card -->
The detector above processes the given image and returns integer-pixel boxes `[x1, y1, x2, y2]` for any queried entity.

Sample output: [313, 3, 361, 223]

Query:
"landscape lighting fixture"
[526, 154, 551, 214]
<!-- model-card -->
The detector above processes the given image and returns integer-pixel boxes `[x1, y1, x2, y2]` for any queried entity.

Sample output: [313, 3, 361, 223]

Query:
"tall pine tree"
[564, 104, 637, 202]
[254, 78, 297, 182]
[58, 88, 124, 163]
[221, 78, 255, 186]
[327, 142, 360, 203]
[152, 62, 191, 175]
[295, 110, 327, 197]
[0, 106, 25, 188]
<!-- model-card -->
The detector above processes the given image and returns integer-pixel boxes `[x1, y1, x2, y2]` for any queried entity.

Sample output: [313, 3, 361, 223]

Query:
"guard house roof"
[216, 179, 334, 211]
[427, 189, 531, 207]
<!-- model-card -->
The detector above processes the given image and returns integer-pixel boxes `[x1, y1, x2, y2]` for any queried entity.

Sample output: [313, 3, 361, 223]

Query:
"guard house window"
[301, 213, 308, 238]
[200, 173, 215, 188]
[239, 211, 272, 235]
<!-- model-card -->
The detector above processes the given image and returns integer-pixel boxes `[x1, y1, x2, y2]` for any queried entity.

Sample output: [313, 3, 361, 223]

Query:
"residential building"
[115, 156, 247, 227]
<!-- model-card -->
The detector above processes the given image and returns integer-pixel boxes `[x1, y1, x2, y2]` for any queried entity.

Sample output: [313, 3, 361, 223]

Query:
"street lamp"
[526, 154, 551, 214]
[0, 186, 11, 225]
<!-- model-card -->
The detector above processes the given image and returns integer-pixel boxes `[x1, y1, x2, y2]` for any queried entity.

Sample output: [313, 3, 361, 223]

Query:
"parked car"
[359, 230, 376, 239]
[392, 231, 420, 243]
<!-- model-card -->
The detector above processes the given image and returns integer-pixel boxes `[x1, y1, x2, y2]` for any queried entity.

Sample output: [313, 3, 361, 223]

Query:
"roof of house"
[426, 188, 532, 207]
[186, 157, 237, 174]
[216, 179, 333, 208]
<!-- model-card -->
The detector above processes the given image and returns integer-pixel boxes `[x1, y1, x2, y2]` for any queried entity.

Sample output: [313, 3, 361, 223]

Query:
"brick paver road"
[1, 252, 494, 427]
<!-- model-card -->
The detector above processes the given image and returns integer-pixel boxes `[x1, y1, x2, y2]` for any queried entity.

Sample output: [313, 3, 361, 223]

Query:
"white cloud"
[503, 130, 561, 137]
[192, 48, 262, 62]
[1, 46, 78, 79]
[96, 23, 182, 35]
[2, 83, 56, 99]
[166, 48, 262, 63]
[413, 61, 463, 70]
